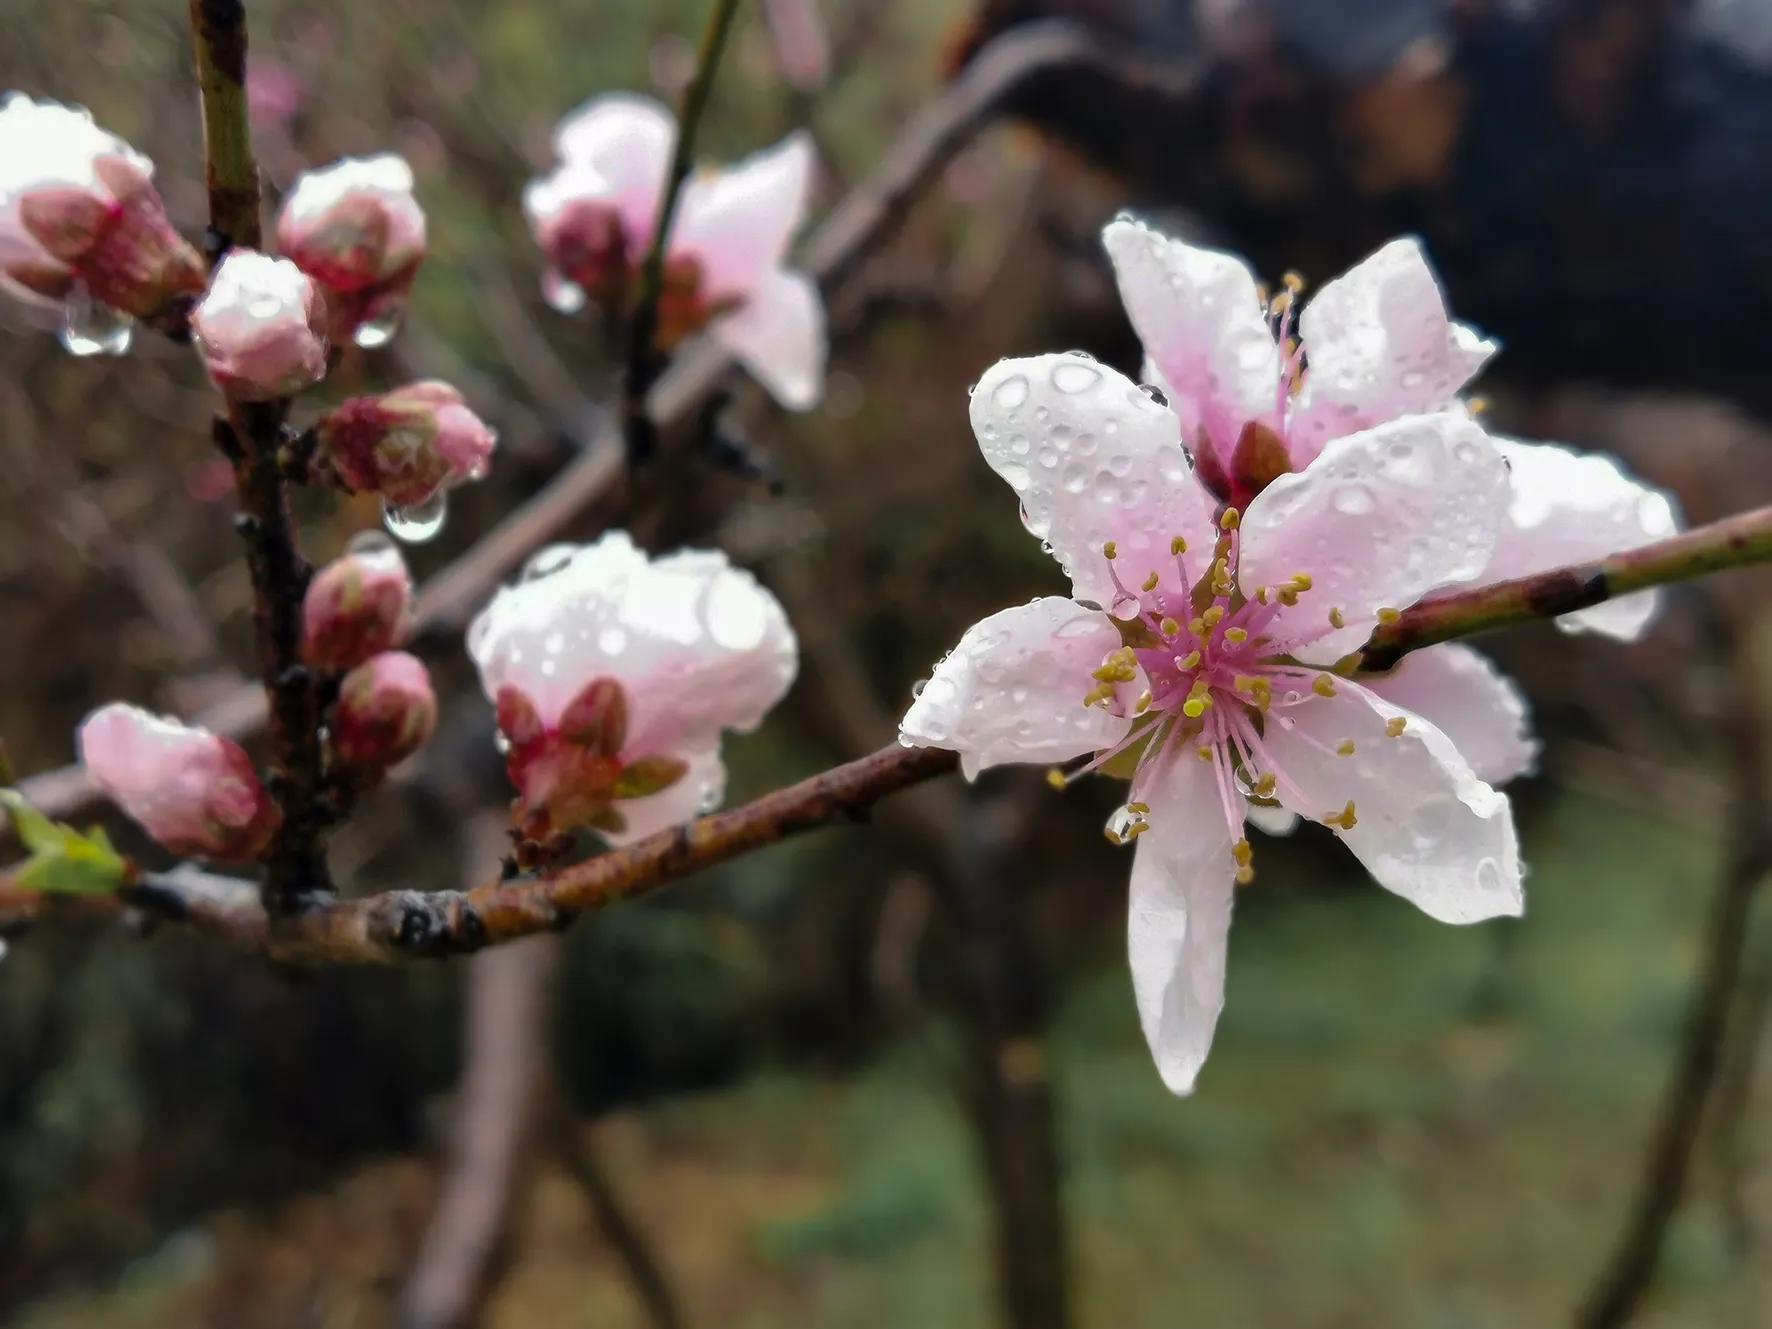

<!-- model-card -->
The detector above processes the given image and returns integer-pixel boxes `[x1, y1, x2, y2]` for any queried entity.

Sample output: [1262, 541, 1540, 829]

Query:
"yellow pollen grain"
[1171, 535, 1188, 555]
[1376, 607, 1401, 624]
[1290, 572, 1314, 591]
[1337, 739, 1356, 757]
[1182, 698, 1207, 719]
[1385, 716, 1408, 738]
[1232, 839, 1253, 867]
[1328, 607, 1346, 629]
[1312, 675, 1338, 698]
[1141, 571, 1160, 592]
[1220, 507, 1242, 531]
[1160, 616, 1181, 637]
[1179, 649, 1202, 669]
[1225, 627, 1248, 645]
[1046, 768, 1068, 790]
[1103, 540, 1118, 560]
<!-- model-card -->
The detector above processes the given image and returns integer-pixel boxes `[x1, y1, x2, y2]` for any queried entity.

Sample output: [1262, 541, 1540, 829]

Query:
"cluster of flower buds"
[469, 533, 798, 846]
[525, 95, 826, 409]
[0, 94, 206, 351]
[311, 380, 497, 512]
[275, 153, 426, 348]
[190, 250, 329, 401]
[78, 704, 280, 862]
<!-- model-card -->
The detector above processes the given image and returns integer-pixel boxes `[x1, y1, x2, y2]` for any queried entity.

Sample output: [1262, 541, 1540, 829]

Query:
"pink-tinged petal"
[900, 597, 1134, 780]
[468, 533, 797, 758]
[551, 93, 673, 222]
[1472, 438, 1681, 640]
[968, 353, 1218, 612]
[1288, 237, 1495, 465]
[673, 131, 814, 297]
[1244, 802, 1298, 837]
[190, 250, 328, 401]
[1264, 685, 1523, 923]
[1364, 644, 1537, 786]
[1103, 217, 1282, 472]
[601, 745, 726, 846]
[710, 267, 825, 410]
[1127, 746, 1239, 1095]
[1239, 412, 1509, 663]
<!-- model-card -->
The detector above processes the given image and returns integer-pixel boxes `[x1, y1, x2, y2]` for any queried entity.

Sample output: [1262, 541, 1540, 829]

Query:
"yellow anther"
[1278, 588, 1301, 607]
[1282, 270, 1305, 293]
[1126, 820, 1151, 840]
[1202, 606, 1225, 628]
[1189, 617, 1208, 637]
[1255, 586, 1272, 606]
[1160, 616, 1181, 637]
[1182, 697, 1207, 719]
[1179, 649, 1202, 669]
[1141, 571, 1160, 592]
[1270, 290, 1294, 317]
[1046, 767, 1068, 790]
[1135, 690, 1154, 714]
[1104, 828, 1124, 846]
[1290, 572, 1313, 591]
[1337, 739, 1356, 757]
[1235, 865, 1256, 886]
[1083, 683, 1115, 708]
[1312, 675, 1338, 698]
[1467, 395, 1489, 416]
[1232, 839, 1253, 867]
[1254, 773, 1277, 798]
[1196, 744, 1215, 762]
[1220, 507, 1242, 531]
[1328, 607, 1346, 630]
[1171, 535, 1188, 555]
[1103, 540, 1118, 560]
[1385, 716, 1408, 738]
[1129, 802, 1150, 815]
[1376, 607, 1401, 624]
[1324, 800, 1358, 830]
[1224, 627, 1248, 645]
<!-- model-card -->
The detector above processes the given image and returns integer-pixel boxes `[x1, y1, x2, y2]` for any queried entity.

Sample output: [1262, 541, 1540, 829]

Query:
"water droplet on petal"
[1052, 360, 1101, 394]
[1331, 483, 1375, 515]
[60, 285, 133, 357]
[910, 678, 929, 699]
[598, 625, 629, 655]
[353, 307, 402, 348]
[543, 272, 587, 314]
[992, 373, 1030, 410]
[382, 490, 448, 543]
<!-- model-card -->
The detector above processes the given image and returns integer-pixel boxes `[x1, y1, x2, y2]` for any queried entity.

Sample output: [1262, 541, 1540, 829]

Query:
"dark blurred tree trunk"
[939, 792, 1070, 1329]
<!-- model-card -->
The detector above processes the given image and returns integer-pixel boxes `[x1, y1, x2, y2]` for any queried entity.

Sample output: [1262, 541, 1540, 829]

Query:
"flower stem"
[621, 0, 744, 462]
[1360, 503, 1772, 669]
[187, 0, 260, 251]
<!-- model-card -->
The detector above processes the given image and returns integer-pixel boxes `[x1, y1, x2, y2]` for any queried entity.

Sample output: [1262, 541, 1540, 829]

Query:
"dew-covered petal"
[711, 268, 825, 410]
[602, 745, 726, 847]
[1127, 746, 1239, 1096]
[1103, 217, 1282, 471]
[1467, 438, 1681, 640]
[899, 597, 1135, 780]
[1239, 412, 1509, 663]
[1288, 237, 1494, 465]
[468, 533, 797, 756]
[1264, 684, 1523, 924]
[1364, 644, 1537, 786]
[968, 353, 1218, 613]
[675, 132, 814, 298]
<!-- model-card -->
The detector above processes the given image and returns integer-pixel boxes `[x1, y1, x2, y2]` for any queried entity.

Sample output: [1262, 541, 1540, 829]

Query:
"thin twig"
[562, 1126, 690, 1329]
[1576, 611, 1772, 1329]
[622, 0, 745, 463]
[187, 2, 332, 914]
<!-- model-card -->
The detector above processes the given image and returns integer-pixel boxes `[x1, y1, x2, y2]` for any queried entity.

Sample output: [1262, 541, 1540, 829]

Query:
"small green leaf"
[2, 788, 130, 895]
[613, 755, 689, 800]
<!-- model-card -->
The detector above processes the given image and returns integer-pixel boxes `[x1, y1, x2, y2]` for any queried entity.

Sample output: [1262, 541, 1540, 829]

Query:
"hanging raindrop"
[542, 272, 587, 314]
[382, 489, 449, 543]
[60, 285, 133, 358]
[352, 307, 402, 348]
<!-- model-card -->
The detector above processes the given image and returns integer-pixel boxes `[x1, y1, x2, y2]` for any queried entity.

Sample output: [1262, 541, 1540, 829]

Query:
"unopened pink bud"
[191, 250, 329, 400]
[0, 94, 205, 319]
[301, 536, 413, 671]
[78, 703, 280, 861]
[276, 154, 425, 347]
[314, 379, 496, 508]
[333, 650, 437, 770]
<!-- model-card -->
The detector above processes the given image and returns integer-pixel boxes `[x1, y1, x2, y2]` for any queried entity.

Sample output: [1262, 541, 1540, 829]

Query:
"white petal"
[711, 268, 825, 410]
[553, 94, 675, 188]
[1239, 412, 1510, 663]
[968, 353, 1219, 613]
[602, 746, 725, 847]
[1364, 644, 1537, 786]
[1243, 801, 1298, 837]
[1473, 438, 1681, 640]
[1127, 747, 1239, 1095]
[674, 132, 815, 297]
[899, 597, 1134, 780]
[1288, 237, 1495, 465]
[1103, 217, 1283, 471]
[1264, 685, 1523, 923]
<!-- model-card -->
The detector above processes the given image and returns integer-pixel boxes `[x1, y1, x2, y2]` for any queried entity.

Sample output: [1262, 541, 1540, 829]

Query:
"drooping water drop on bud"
[60, 285, 133, 357]
[382, 490, 448, 543]
[542, 271, 587, 314]
[352, 306, 401, 348]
